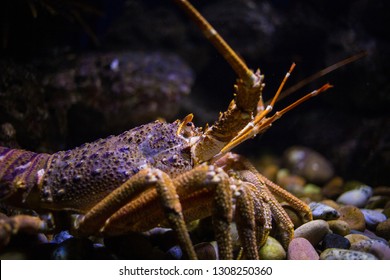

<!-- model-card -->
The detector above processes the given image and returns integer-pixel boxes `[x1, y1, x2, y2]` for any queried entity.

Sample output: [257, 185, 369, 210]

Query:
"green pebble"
[258, 236, 286, 260]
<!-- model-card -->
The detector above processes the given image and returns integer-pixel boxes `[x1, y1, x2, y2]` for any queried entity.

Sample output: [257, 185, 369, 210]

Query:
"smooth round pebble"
[320, 248, 377, 260]
[294, 220, 331, 246]
[360, 209, 387, 229]
[258, 236, 286, 260]
[376, 219, 390, 240]
[303, 184, 323, 200]
[336, 185, 373, 208]
[344, 234, 370, 245]
[352, 229, 389, 243]
[287, 238, 319, 260]
[382, 208, 390, 218]
[283, 146, 334, 184]
[166, 245, 183, 260]
[321, 233, 350, 250]
[338, 205, 366, 231]
[322, 177, 344, 199]
[350, 239, 390, 260]
[309, 202, 340, 220]
[373, 186, 390, 196]
[365, 195, 390, 209]
[194, 242, 217, 260]
[327, 220, 350, 236]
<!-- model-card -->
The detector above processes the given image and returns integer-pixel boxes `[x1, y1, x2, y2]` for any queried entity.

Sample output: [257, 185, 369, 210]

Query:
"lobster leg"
[0, 213, 52, 249]
[215, 153, 310, 249]
[234, 182, 258, 259]
[174, 164, 233, 259]
[73, 167, 197, 259]
[101, 164, 234, 259]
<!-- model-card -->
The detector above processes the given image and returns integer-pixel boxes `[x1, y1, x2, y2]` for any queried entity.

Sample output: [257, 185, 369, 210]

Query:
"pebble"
[322, 177, 344, 199]
[336, 185, 373, 207]
[147, 228, 178, 251]
[283, 146, 334, 184]
[320, 248, 377, 260]
[321, 233, 350, 250]
[327, 220, 350, 236]
[309, 202, 340, 220]
[258, 236, 286, 260]
[287, 238, 319, 260]
[51, 231, 73, 244]
[294, 220, 331, 246]
[338, 205, 366, 231]
[360, 209, 387, 229]
[51, 238, 96, 260]
[376, 219, 390, 240]
[166, 245, 183, 260]
[320, 199, 341, 210]
[365, 195, 390, 209]
[194, 242, 217, 260]
[303, 184, 323, 201]
[350, 239, 390, 260]
[350, 229, 388, 243]
[373, 186, 390, 196]
[383, 207, 390, 218]
[344, 233, 370, 245]
[276, 169, 305, 195]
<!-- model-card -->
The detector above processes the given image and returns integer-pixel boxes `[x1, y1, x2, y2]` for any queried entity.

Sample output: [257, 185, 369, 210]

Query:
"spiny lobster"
[0, 0, 334, 259]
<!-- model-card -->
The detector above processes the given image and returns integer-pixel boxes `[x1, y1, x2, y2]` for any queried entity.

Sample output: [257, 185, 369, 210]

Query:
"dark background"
[1, 0, 389, 186]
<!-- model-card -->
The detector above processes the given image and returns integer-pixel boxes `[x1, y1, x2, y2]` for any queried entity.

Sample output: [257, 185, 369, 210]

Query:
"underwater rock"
[42, 51, 194, 146]
[360, 209, 387, 229]
[337, 185, 373, 207]
[294, 219, 331, 246]
[321, 233, 351, 250]
[320, 248, 377, 260]
[287, 237, 319, 260]
[350, 239, 390, 260]
[283, 146, 334, 184]
[327, 220, 351, 236]
[375, 219, 390, 240]
[322, 177, 344, 199]
[344, 233, 371, 245]
[51, 237, 96, 260]
[338, 205, 366, 231]
[258, 236, 286, 260]
[194, 242, 217, 260]
[309, 202, 340, 220]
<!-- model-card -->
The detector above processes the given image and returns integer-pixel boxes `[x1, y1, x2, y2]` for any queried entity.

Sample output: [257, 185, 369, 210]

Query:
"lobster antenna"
[174, 0, 255, 84]
[266, 51, 367, 105]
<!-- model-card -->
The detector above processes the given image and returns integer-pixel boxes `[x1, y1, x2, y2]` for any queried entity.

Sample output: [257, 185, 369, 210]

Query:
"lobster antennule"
[173, 0, 255, 84]
[175, 0, 265, 164]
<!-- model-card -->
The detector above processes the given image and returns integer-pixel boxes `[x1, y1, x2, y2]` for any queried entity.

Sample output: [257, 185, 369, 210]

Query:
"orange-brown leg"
[103, 164, 234, 259]
[234, 182, 258, 259]
[73, 168, 197, 259]
[0, 213, 52, 249]
[216, 153, 307, 249]
[234, 180, 274, 259]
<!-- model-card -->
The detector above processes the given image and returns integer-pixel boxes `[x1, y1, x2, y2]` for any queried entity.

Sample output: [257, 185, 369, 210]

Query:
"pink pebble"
[287, 237, 319, 260]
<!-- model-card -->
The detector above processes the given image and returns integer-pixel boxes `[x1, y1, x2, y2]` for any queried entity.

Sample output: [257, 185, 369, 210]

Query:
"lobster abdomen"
[0, 147, 50, 203]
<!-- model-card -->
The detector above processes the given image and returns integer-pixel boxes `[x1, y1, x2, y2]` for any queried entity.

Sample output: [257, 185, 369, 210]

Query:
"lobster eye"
[180, 121, 196, 138]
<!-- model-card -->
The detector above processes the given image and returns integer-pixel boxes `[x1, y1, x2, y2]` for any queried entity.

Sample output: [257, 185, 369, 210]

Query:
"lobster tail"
[0, 147, 50, 202]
